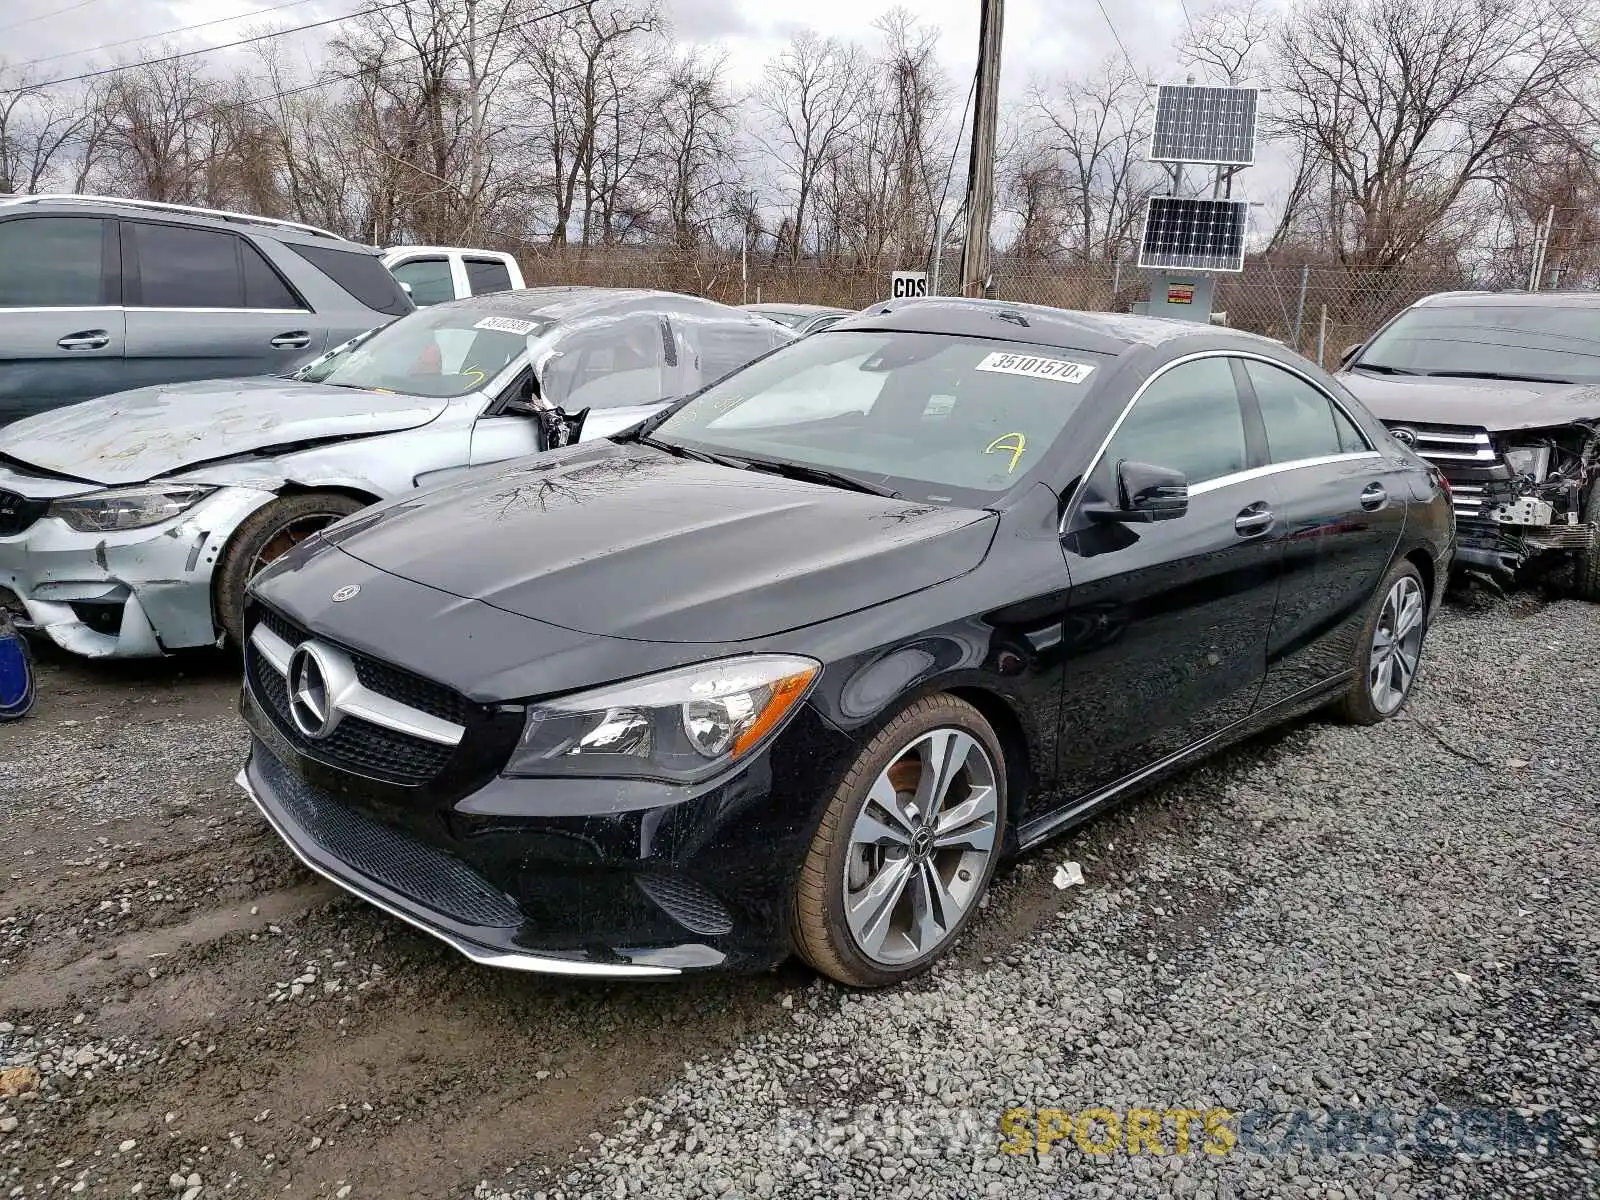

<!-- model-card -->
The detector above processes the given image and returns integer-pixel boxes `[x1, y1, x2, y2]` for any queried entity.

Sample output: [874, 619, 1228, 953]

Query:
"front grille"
[257, 749, 523, 929]
[1385, 423, 1499, 520]
[256, 606, 468, 725]
[635, 873, 734, 936]
[247, 605, 463, 785]
[0, 490, 48, 537]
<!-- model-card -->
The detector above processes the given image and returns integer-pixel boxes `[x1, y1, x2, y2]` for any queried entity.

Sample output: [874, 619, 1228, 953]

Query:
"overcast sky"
[1, 0, 1293, 231]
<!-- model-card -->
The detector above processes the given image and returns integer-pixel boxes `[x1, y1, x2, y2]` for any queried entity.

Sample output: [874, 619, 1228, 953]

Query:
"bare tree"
[1023, 58, 1158, 263]
[1179, 0, 1275, 84]
[0, 63, 92, 195]
[648, 49, 740, 250]
[1271, 0, 1589, 268]
[755, 31, 869, 261]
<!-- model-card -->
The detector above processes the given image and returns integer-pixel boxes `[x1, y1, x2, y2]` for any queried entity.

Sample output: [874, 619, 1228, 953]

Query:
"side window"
[390, 258, 455, 306]
[1245, 360, 1360, 463]
[0, 217, 109, 307]
[286, 243, 412, 316]
[1104, 357, 1248, 486]
[541, 315, 669, 410]
[678, 319, 793, 387]
[240, 240, 301, 309]
[131, 222, 244, 308]
[464, 258, 513, 296]
[1332, 403, 1371, 453]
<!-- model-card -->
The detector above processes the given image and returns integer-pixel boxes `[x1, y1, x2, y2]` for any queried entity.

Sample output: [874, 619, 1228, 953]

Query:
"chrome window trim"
[249, 624, 465, 746]
[123, 306, 312, 315]
[1059, 349, 1384, 534]
[1188, 451, 1383, 496]
[0, 305, 122, 313]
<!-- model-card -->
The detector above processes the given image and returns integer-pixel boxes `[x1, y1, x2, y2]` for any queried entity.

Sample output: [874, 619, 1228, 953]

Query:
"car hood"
[0, 378, 448, 486]
[326, 440, 998, 643]
[1338, 371, 1600, 432]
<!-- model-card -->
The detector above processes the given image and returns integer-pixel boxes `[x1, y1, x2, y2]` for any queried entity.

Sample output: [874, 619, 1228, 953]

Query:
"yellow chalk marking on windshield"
[464, 367, 487, 385]
[985, 432, 1027, 473]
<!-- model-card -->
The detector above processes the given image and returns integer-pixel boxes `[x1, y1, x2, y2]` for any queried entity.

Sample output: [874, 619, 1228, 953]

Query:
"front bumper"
[0, 486, 273, 657]
[238, 674, 855, 977]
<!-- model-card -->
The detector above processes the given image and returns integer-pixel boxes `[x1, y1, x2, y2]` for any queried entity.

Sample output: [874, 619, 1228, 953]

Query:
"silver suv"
[0, 194, 413, 425]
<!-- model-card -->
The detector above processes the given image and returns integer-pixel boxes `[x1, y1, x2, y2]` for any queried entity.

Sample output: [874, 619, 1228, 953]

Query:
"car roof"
[743, 303, 851, 316]
[1413, 289, 1600, 309]
[836, 296, 1285, 356]
[0, 194, 367, 249]
[435, 286, 742, 323]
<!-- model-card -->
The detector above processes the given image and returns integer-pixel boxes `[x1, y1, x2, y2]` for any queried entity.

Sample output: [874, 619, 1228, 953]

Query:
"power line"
[1093, 0, 1140, 78]
[0, 0, 103, 36]
[30, 0, 414, 91]
[15, 0, 326, 72]
[1177, 0, 1196, 34]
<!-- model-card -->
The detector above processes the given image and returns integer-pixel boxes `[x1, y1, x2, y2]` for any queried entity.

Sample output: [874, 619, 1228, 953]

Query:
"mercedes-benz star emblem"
[331, 584, 360, 603]
[1390, 426, 1418, 448]
[287, 644, 341, 739]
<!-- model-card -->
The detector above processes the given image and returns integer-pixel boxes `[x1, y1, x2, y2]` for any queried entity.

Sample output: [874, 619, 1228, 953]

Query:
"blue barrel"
[0, 611, 34, 722]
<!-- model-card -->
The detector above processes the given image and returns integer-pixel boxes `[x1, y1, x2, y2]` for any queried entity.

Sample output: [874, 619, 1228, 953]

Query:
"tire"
[791, 694, 1007, 988]
[1572, 479, 1600, 602]
[214, 492, 366, 647]
[1333, 558, 1429, 725]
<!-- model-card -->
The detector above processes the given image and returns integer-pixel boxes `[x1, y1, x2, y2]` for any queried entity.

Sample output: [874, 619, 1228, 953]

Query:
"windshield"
[752, 309, 810, 330]
[1356, 304, 1600, 384]
[295, 308, 549, 397]
[650, 330, 1112, 503]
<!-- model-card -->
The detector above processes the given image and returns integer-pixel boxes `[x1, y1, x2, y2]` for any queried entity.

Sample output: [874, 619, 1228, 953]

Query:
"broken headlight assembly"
[506, 655, 820, 782]
[47, 484, 217, 533]
[1502, 445, 1552, 482]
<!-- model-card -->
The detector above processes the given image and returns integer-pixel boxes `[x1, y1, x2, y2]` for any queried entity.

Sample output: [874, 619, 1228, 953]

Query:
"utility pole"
[959, 0, 1004, 298]
[465, 0, 485, 242]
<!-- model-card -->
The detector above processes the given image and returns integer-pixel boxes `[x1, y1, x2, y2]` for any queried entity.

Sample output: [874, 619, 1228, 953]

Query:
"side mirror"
[536, 405, 589, 451]
[1339, 344, 1362, 369]
[1089, 461, 1189, 523]
[399, 281, 413, 296]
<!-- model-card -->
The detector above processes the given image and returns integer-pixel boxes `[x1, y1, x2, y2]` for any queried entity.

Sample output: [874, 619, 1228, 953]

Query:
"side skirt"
[1014, 670, 1356, 854]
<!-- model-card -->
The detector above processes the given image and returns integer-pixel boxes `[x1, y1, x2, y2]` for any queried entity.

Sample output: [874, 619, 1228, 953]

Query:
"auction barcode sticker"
[474, 316, 540, 335]
[974, 351, 1095, 385]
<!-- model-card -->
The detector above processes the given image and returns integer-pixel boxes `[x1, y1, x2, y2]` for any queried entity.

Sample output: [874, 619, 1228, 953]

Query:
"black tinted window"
[1246, 360, 1348, 463]
[241, 240, 301, 309]
[1332, 403, 1369, 453]
[0, 217, 107, 307]
[464, 258, 513, 295]
[132, 222, 242, 307]
[1108, 358, 1247, 484]
[288, 242, 412, 316]
[390, 258, 455, 306]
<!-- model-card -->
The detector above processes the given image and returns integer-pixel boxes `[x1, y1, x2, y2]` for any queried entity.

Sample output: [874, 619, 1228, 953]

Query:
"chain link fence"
[517, 249, 1470, 364]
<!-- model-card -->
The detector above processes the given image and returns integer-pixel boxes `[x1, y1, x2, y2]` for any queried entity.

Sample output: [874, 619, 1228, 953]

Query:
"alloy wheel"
[842, 727, 1000, 966]
[1369, 575, 1425, 714]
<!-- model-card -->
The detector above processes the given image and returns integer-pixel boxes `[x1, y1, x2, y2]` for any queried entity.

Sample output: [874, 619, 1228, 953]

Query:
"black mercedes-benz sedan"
[235, 298, 1455, 987]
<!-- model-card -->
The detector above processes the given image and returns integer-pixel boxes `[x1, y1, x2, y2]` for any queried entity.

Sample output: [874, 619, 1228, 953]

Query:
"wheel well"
[1404, 547, 1435, 603]
[276, 482, 382, 507]
[945, 686, 1033, 846]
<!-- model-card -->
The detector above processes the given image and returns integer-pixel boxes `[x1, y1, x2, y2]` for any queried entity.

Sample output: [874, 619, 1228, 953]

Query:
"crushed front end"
[1383, 421, 1599, 592]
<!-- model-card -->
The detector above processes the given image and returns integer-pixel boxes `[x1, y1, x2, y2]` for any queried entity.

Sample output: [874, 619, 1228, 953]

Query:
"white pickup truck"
[381, 246, 526, 306]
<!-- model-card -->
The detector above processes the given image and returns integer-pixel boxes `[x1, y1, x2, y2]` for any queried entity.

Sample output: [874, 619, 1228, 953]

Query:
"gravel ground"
[1, 599, 1596, 1200]
[475, 598, 1600, 1200]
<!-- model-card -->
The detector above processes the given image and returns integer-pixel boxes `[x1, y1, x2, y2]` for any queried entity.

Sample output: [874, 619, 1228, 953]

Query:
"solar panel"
[1149, 85, 1259, 166]
[1138, 197, 1249, 272]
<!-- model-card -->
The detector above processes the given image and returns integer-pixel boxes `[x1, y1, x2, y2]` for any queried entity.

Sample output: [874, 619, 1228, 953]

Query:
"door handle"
[270, 332, 312, 350]
[1234, 504, 1275, 537]
[1360, 482, 1388, 511]
[57, 330, 110, 351]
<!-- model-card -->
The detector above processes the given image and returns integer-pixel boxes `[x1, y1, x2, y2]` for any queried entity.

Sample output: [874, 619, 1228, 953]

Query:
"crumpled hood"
[1338, 371, 1600, 431]
[0, 378, 448, 486]
[323, 440, 998, 643]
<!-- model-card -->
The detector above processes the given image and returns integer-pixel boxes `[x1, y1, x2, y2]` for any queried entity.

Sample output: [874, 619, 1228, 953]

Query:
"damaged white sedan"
[0, 287, 792, 658]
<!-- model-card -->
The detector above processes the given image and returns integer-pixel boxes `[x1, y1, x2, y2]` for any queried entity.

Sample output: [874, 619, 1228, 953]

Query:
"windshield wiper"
[637, 434, 750, 470]
[739, 457, 900, 498]
[1418, 369, 1576, 385]
[1352, 363, 1420, 375]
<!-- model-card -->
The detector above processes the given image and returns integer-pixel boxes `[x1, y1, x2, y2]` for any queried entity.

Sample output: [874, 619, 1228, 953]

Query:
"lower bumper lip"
[234, 765, 681, 979]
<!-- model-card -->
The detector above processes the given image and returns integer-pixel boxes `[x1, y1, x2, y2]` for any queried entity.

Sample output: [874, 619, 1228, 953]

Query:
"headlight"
[506, 654, 820, 781]
[1502, 446, 1551, 482]
[48, 484, 216, 532]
